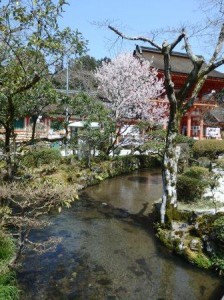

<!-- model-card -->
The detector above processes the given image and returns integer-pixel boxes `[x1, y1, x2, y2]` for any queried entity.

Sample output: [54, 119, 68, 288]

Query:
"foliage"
[0, 233, 15, 264]
[69, 93, 117, 160]
[197, 157, 212, 168]
[177, 167, 209, 202]
[95, 53, 166, 122]
[50, 120, 64, 131]
[133, 128, 166, 156]
[183, 166, 209, 179]
[18, 79, 60, 141]
[176, 134, 195, 148]
[0, 285, 19, 300]
[54, 55, 100, 91]
[193, 140, 224, 159]
[0, 0, 86, 180]
[108, 2, 224, 224]
[21, 148, 61, 168]
[215, 158, 224, 170]
[0, 232, 19, 300]
[211, 250, 224, 275]
[0, 181, 79, 264]
[183, 248, 212, 269]
[212, 216, 224, 243]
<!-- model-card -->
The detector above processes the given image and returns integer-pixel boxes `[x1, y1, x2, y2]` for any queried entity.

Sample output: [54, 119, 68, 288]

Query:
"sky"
[59, 0, 206, 60]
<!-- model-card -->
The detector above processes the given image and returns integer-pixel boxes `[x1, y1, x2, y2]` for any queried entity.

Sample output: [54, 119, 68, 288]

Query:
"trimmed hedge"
[193, 139, 224, 159]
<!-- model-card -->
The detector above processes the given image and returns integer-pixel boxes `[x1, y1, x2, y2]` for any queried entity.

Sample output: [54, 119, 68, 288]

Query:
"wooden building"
[135, 46, 224, 139]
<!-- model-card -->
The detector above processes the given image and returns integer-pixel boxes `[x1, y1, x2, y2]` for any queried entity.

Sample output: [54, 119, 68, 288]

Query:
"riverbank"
[17, 170, 224, 300]
[155, 200, 224, 275]
[0, 154, 161, 299]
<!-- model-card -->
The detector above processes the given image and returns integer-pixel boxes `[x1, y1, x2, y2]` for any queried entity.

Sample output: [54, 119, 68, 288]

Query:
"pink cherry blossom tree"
[95, 53, 167, 125]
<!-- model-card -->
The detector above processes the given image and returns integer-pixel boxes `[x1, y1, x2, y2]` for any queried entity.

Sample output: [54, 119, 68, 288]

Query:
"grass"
[0, 272, 19, 300]
[0, 231, 20, 300]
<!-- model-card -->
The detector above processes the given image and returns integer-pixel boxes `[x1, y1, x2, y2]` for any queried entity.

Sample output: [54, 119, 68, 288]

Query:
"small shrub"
[197, 157, 211, 168]
[212, 216, 224, 243]
[177, 166, 209, 202]
[193, 140, 224, 159]
[176, 134, 195, 147]
[177, 175, 208, 202]
[183, 166, 209, 179]
[21, 148, 61, 168]
[216, 158, 224, 170]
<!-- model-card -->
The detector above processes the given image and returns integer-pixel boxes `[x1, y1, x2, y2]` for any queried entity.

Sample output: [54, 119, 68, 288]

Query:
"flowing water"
[18, 169, 224, 300]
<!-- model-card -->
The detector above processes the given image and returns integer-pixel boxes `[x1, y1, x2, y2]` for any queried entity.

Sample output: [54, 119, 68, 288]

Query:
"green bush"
[177, 166, 209, 202]
[216, 158, 224, 170]
[193, 140, 224, 159]
[212, 216, 224, 243]
[176, 134, 195, 147]
[177, 175, 208, 202]
[197, 157, 211, 168]
[21, 148, 61, 167]
[183, 166, 209, 179]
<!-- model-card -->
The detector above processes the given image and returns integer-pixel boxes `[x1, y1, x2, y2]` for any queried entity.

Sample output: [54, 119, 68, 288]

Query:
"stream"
[18, 169, 224, 300]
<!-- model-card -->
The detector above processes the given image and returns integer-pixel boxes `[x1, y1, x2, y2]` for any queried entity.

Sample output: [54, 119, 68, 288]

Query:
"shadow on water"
[17, 169, 224, 300]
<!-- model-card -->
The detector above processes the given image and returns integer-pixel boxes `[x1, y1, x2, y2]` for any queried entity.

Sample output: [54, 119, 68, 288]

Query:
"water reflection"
[18, 169, 224, 300]
[84, 169, 163, 215]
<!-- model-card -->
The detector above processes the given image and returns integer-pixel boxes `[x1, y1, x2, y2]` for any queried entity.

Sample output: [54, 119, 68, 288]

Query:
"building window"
[14, 118, 24, 129]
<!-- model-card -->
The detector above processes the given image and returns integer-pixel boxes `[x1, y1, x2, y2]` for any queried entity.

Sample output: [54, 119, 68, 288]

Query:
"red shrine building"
[135, 46, 224, 139]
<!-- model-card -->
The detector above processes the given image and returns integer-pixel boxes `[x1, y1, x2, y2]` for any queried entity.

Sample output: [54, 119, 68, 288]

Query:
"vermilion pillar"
[199, 118, 204, 140]
[187, 114, 191, 137]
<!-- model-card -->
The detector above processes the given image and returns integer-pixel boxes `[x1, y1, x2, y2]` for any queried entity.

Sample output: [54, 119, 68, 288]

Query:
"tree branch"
[184, 34, 204, 64]
[170, 31, 185, 51]
[108, 25, 162, 50]
[10, 73, 41, 97]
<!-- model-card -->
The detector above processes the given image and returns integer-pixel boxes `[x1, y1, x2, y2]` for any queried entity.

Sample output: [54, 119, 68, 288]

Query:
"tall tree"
[0, 0, 86, 178]
[108, 1, 224, 224]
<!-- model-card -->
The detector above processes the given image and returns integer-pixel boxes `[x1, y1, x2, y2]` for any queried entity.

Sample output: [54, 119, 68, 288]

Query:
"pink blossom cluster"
[95, 53, 167, 125]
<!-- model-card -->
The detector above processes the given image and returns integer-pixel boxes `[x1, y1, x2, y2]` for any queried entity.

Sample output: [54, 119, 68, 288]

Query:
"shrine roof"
[135, 46, 224, 79]
[210, 108, 224, 122]
[204, 107, 224, 124]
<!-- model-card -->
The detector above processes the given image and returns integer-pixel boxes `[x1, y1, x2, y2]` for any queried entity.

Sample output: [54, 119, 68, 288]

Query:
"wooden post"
[199, 118, 204, 140]
[187, 114, 191, 137]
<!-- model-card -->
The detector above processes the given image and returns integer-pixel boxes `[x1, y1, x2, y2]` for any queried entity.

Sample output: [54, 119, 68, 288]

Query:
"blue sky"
[60, 0, 203, 59]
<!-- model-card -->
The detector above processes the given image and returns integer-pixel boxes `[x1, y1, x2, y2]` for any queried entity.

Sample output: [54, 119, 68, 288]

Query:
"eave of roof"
[135, 46, 224, 79]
